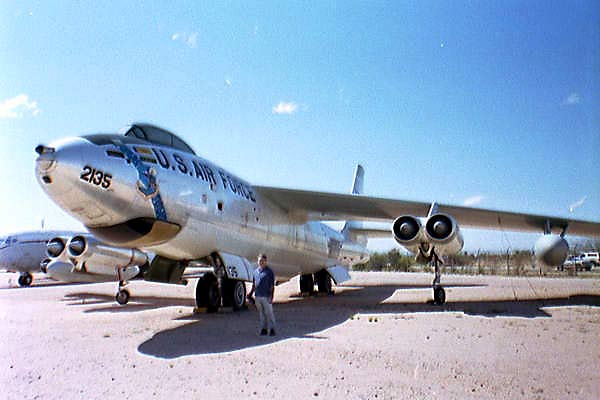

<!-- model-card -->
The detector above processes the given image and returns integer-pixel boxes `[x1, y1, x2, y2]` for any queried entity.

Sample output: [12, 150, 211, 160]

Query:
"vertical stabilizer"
[351, 164, 364, 195]
[342, 164, 366, 243]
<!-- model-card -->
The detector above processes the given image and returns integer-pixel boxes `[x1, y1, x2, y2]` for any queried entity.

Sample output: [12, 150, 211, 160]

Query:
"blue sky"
[1, 1, 598, 252]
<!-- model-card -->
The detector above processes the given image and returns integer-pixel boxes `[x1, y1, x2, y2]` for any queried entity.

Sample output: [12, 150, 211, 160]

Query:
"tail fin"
[350, 164, 364, 195]
[342, 164, 366, 243]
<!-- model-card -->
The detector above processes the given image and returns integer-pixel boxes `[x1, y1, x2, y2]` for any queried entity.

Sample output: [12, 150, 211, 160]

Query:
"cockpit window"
[123, 124, 195, 155]
[125, 126, 147, 141]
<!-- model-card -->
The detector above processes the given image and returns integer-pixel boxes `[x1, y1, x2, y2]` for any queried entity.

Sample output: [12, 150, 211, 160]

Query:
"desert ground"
[1, 271, 599, 399]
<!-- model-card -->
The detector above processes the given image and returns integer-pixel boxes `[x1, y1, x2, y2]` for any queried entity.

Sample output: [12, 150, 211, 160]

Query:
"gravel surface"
[1, 271, 599, 399]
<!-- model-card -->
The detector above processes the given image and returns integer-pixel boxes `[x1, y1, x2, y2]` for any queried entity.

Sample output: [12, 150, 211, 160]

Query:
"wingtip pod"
[534, 235, 568, 266]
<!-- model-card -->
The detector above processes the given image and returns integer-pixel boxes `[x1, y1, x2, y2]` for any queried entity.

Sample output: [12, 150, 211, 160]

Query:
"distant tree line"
[353, 248, 535, 272]
[353, 241, 599, 276]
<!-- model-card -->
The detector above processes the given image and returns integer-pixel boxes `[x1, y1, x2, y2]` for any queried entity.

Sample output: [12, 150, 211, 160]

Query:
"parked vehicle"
[580, 252, 599, 270]
[560, 255, 582, 271]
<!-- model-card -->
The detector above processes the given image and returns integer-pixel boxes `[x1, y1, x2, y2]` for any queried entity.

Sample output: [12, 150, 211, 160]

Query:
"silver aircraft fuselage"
[35, 132, 369, 280]
[0, 231, 71, 273]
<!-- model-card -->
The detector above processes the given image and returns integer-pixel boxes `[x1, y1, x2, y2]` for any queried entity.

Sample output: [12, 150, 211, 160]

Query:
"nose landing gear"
[115, 266, 130, 305]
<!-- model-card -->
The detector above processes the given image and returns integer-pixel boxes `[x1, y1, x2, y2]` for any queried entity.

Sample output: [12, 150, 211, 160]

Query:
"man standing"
[247, 254, 276, 336]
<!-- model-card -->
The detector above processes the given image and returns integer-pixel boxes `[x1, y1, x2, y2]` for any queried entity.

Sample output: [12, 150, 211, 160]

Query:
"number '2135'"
[80, 165, 112, 189]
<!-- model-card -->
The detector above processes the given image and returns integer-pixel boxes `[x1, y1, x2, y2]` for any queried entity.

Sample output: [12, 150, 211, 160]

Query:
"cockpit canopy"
[123, 124, 195, 155]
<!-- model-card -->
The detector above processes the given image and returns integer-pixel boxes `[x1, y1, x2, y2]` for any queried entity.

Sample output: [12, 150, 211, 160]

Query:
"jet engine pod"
[45, 260, 75, 281]
[67, 235, 88, 257]
[46, 237, 66, 258]
[424, 213, 464, 255]
[534, 235, 568, 266]
[392, 216, 423, 247]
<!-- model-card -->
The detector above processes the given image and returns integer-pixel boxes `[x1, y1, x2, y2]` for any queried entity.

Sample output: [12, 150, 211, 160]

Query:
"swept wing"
[255, 186, 600, 237]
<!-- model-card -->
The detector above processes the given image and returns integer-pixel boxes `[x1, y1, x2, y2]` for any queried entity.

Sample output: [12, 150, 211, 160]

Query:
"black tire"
[115, 289, 130, 305]
[315, 270, 333, 295]
[299, 274, 314, 294]
[18, 273, 33, 287]
[433, 286, 446, 305]
[224, 280, 246, 311]
[196, 275, 221, 313]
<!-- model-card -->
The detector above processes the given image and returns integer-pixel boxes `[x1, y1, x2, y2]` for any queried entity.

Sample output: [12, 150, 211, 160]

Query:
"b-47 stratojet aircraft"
[0, 231, 146, 288]
[0, 231, 71, 286]
[34, 124, 600, 308]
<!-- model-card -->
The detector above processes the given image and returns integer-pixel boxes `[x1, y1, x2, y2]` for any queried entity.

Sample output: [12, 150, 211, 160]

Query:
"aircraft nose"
[35, 137, 86, 185]
[34, 135, 144, 228]
[35, 145, 57, 176]
[35, 144, 55, 156]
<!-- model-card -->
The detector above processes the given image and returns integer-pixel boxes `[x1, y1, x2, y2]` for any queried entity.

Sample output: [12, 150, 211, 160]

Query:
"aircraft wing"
[254, 186, 600, 237]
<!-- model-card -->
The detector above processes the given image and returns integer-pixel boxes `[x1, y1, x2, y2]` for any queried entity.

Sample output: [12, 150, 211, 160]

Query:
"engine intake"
[68, 235, 87, 257]
[392, 216, 422, 242]
[424, 213, 464, 255]
[46, 237, 66, 258]
[425, 214, 453, 241]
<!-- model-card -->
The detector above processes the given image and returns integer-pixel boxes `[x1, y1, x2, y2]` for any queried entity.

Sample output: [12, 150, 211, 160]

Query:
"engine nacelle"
[46, 237, 66, 258]
[392, 216, 424, 253]
[45, 260, 140, 283]
[423, 213, 464, 255]
[534, 235, 568, 266]
[47, 234, 148, 277]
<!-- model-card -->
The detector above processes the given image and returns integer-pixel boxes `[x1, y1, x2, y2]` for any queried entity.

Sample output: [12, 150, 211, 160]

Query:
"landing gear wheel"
[116, 289, 130, 305]
[433, 286, 446, 305]
[315, 270, 333, 295]
[299, 274, 314, 295]
[196, 275, 221, 313]
[18, 273, 33, 287]
[228, 280, 247, 311]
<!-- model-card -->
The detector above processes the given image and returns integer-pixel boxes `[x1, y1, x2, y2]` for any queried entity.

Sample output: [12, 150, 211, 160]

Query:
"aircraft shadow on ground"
[63, 292, 196, 312]
[136, 283, 600, 359]
[0, 280, 91, 289]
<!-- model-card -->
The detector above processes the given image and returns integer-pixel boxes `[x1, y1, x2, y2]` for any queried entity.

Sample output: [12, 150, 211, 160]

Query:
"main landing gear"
[299, 270, 333, 296]
[195, 274, 247, 312]
[18, 272, 33, 287]
[195, 254, 247, 313]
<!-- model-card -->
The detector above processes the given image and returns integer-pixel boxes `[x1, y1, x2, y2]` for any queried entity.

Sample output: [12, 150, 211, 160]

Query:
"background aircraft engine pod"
[46, 237, 66, 258]
[534, 235, 568, 266]
[392, 216, 424, 252]
[424, 214, 464, 255]
[67, 235, 87, 257]
[66, 235, 148, 275]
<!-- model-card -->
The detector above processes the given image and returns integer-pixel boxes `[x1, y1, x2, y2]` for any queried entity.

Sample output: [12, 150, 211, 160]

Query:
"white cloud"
[225, 78, 232, 87]
[569, 195, 587, 213]
[186, 32, 198, 48]
[171, 32, 198, 48]
[272, 101, 298, 115]
[0, 94, 40, 119]
[463, 195, 485, 207]
[563, 92, 580, 105]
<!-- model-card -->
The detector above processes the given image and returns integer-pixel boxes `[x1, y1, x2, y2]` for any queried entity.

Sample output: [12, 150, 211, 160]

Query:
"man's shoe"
[269, 329, 276, 336]
[260, 329, 268, 336]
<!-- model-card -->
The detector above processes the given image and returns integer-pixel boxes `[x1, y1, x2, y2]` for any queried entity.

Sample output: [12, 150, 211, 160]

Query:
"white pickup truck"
[580, 252, 599, 270]
[561, 252, 599, 271]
